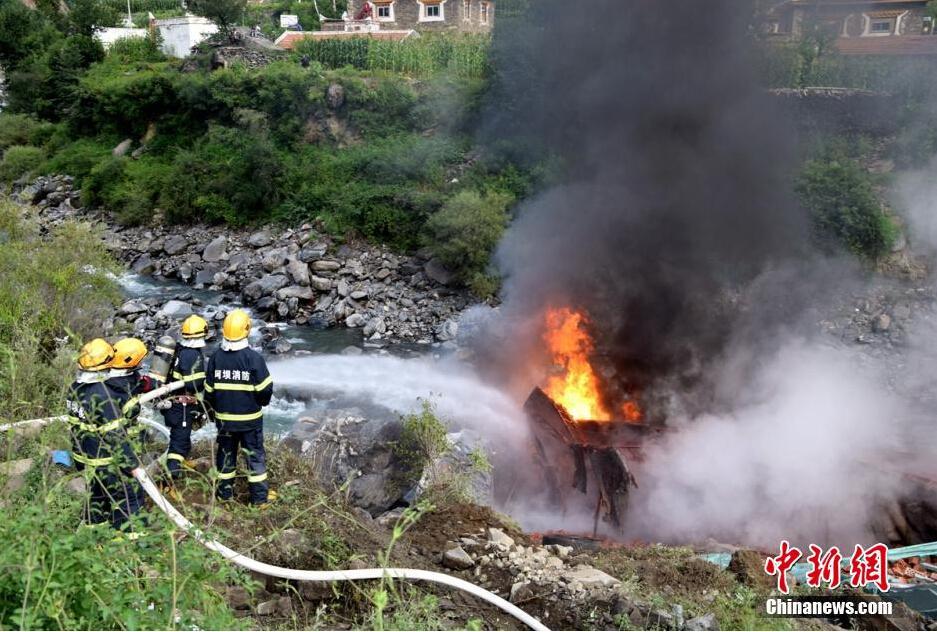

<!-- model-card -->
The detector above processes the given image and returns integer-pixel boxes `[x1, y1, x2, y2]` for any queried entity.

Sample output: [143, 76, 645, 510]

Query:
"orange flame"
[543, 307, 612, 421]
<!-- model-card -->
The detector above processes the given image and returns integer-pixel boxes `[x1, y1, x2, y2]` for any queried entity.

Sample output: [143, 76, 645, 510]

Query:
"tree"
[188, 0, 245, 40]
[66, 0, 119, 37]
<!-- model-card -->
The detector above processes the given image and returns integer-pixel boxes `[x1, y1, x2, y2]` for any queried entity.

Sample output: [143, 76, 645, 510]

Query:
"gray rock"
[248, 230, 272, 248]
[341, 345, 363, 356]
[299, 243, 328, 262]
[112, 139, 133, 157]
[350, 289, 369, 301]
[132, 254, 155, 275]
[283, 413, 410, 516]
[874, 313, 892, 333]
[163, 235, 189, 256]
[276, 286, 315, 301]
[487, 528, 515, 548]
[286, 257, 311, 286]
[337, 279, 350, 297]
[249, 274, 289, 298]
[119, 299, 148, 315]
[310, 276, 332, 292]
[363, 317, 386, 338]
[202, 236, 227, 262]
[194, 266, 217, 286]
[255, 599, 279, 616]
[213, 272, 230, 286]
[156, 300, 194, 319]
[345, 313, 365, 328]
[376, 267, 392, 280]
[312, 259, 341, 272]
[685, 613, 719, 631]
[561, 567, 620, 588]
[327, 83, 345, 109]
[262, 248, 288, 273]
[271, 338, 292, 354]
[442, 546, 475, 570]
[177, 262, 193, 281]
[425, 258, 454, 286]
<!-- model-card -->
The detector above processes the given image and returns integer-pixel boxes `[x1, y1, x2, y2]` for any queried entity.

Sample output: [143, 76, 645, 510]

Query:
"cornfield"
[294, 34, 490, 78]
[103, 0, 182, 13]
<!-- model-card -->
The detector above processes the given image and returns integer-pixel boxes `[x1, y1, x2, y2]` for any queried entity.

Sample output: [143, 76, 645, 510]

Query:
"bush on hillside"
[795, 157, 896, 259]
[425, 189, 512, 287]
[0, 113, 56, 150]
[0, 145, 44, 184]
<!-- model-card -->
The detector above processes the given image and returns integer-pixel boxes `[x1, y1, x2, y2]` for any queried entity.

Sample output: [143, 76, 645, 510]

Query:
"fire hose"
[2, 382, 550, 631]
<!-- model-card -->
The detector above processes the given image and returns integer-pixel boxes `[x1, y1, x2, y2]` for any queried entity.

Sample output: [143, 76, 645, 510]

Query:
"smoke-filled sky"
[473, 0, 934, 547]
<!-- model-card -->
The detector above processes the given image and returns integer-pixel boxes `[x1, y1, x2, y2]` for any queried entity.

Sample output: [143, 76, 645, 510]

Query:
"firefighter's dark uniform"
[162, 346, 206, 478]
[107, 369, 152, 450]
[204, 345, 273, 504]
[106, 368, 152, 508]
[66, 378, 143, 531]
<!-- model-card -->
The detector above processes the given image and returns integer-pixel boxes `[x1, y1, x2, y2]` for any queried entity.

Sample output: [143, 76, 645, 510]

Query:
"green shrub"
[0, 114, 55, 150]
[80, 155, 126, 208]
[0, 145, 44, 184]
[425, 189, 512, 285]
[106, 33, 166, 64]
[160, 124, 283, 224]
[795, 157, 896, 259]
[39, 138, 112, 185]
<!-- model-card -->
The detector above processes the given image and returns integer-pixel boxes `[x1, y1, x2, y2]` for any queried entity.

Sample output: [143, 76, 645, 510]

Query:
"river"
[117, 272, 528, 444]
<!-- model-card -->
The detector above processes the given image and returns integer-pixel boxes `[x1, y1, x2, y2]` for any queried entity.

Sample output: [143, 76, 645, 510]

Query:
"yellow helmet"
[112, 337, 148, 369]
[181, 315, 209, 339]
[222, 309, 251, 342]
[78, 338, 115, 372]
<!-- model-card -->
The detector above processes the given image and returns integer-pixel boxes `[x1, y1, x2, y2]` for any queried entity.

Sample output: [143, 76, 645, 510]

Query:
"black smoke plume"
[479, 0, 815, 410]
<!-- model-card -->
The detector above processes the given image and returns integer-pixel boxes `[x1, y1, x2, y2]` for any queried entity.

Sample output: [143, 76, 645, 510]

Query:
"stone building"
[342, 0, 495, 33]
[766, 0, 937, 55]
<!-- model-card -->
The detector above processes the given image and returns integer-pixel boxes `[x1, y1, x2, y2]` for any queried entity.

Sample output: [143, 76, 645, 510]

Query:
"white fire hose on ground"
[2, 380, 550, 631]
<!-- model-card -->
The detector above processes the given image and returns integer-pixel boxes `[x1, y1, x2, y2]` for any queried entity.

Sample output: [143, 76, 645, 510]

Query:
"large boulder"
[276, 286, 315, 301]
[156, 300, 194, 319]
[299, 243, 328, 263]
[283, 413, 413, 516]
[202, 236, 227, 262]
[243, 274, 288, 301]
[163, 235, 189, 256]
[248, 230, 272, 248]
[424, 258, 454, 286]
[262, 248, 288, 273]
[285, 257, 311, 286]
[132, 253, 155, 275]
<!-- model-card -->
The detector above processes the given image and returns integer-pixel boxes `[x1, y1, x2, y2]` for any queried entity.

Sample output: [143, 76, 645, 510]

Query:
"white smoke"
[629, 338, 907, 549]
[897, 156, 937, 253]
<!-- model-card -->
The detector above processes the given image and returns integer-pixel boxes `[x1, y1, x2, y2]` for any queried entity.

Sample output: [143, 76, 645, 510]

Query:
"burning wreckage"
[516, 307, 660, 538]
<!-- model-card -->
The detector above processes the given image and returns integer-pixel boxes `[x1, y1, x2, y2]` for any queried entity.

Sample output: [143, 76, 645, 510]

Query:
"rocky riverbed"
[16, 174, 471, 347]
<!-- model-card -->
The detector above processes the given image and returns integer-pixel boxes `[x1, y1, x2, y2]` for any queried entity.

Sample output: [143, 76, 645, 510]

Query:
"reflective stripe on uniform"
[255, 376, 273, 391]
[122, 397, 139, 414]
[216, 470, 237, 480]
[203, 384, 214, 393]
[73, 454, 113, 467]
[172, 371, 206, 383]
[68, 416, 123, 434]
[167, 453, 185, 462]
[211, 382, 256, 392]
[215, 410, 263, 422]
[155, 345, 174, 355]
[247, 471, 268, 483]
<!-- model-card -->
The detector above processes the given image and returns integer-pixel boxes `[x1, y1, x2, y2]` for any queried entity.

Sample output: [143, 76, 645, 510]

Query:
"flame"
[621, 401, 643, 423]
[543, 307, 612, 421]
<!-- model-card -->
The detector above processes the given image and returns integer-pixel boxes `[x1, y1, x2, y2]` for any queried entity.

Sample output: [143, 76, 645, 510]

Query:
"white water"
[268, 354, 530, 443]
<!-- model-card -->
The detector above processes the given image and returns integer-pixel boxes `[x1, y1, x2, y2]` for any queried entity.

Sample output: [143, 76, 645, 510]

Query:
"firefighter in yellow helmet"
[161, 315, 209, 480]
[67, 339, 143, 533]
[107, 338, 154, 454]
[204, 310, 275, 505]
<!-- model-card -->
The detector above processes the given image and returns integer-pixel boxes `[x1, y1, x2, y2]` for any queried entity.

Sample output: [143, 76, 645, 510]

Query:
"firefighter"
[204, 309, 275, 506]
[67, 339, 143, 533]
[107, 337, 153, 451]
[162, 315, 209, 480]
